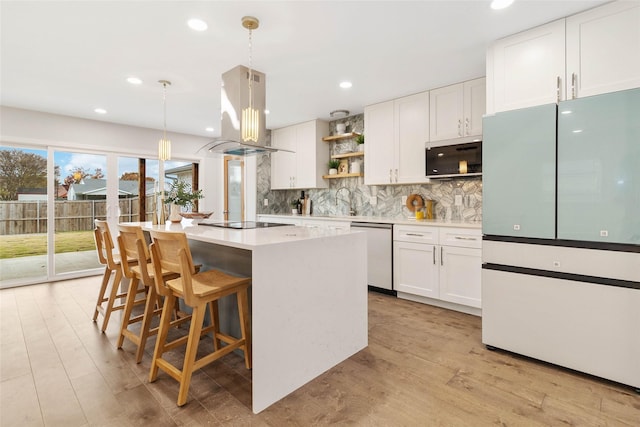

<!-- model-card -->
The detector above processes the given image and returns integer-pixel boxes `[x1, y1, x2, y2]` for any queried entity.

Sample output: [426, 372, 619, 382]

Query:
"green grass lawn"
[0, 231, 96, 259]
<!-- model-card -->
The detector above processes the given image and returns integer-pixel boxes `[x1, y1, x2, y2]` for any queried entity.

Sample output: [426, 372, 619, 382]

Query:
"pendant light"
[241, 16, 260, 143]
[158, 79, 172, 161]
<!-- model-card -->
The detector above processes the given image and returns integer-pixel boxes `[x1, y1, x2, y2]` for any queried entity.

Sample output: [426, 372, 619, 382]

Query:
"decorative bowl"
[179, 212, 213, 224]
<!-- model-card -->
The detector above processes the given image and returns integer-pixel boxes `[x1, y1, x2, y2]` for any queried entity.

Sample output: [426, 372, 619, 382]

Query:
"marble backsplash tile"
[256, 114, 482, 221]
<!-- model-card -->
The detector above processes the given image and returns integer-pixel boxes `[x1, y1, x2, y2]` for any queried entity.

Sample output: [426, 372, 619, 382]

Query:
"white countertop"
[258, 214, 482, 229]
[138, 221, 358, 251]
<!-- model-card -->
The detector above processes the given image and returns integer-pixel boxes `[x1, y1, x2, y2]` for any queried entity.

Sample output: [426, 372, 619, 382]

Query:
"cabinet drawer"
[439, 227, 481, 249]
[302, 219, 350, 230]
[394, 225, 438, 244]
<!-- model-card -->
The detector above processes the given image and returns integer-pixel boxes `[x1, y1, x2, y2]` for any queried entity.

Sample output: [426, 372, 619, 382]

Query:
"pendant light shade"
[241, 16, 260, 143]
[158, 80, 172, 161]
[241, 106, 260, 143]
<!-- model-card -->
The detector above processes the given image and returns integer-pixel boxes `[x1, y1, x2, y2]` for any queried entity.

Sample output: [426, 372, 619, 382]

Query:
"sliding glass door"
[52, 150, 106, 277]
[0, 146, 49, 286]
[0, 144, 199, 288]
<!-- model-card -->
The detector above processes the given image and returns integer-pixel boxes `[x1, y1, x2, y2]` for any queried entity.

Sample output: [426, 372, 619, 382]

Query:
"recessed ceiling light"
[491, 0, 514, 10]
[127, 77, 142, 85]
[561, 110, 572, 115]
[205, 127, 214, 132]
[264, 109, 270, 115]
[573, 129, 583, 133]
[188, 18, 208, 31]
[94, 108, 107, 114]
[339, 81, 353, 89]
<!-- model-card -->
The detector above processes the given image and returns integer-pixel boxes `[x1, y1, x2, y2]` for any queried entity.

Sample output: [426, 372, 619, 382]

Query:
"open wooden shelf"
[331, 151, 364, 159]
[322, 172, 364, 179]
[322, 132, 361, 142]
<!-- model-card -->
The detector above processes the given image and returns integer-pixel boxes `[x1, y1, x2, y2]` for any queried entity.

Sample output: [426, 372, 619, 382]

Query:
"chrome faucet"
[335, 186, 355, 216]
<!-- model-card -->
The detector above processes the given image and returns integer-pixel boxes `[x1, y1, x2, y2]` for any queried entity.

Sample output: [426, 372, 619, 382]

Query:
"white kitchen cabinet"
[270, 120, 329, 190]
[364, 100, 395, 185]
[487, 19, 566, 113]
[394, 225, 482, 313]
[300, 218, 350, 230]
[487, 1, 640, 114]
[566, 1, 640, 99]
[429, 78, 485, 144]
[270, 126, 296, 189]
[394, 240, 439, 298]
[365, 91, 430, 185]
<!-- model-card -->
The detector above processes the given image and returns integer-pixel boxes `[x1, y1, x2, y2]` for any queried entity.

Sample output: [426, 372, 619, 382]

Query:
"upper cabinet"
[486, 19, 566, 113]
[429, 78, 486, 144]
[364, 91, 430, 185]
[566, 1, 640, 99]
[270, 119, 329, 190]
[487, 1, 640, 114]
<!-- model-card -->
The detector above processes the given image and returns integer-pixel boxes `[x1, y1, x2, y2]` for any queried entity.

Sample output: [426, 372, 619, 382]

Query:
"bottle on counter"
[297, 191, 305, 215]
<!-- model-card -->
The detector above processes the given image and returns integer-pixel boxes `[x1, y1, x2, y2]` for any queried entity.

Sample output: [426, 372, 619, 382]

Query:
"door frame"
[223, 156, 244, 221]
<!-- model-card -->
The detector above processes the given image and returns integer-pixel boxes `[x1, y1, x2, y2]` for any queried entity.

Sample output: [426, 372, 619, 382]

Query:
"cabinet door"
[440, 246, 481, 308]
[364, 101, 395, 185]
[566, 1, 640, 99]
[463, 78, 486, 137]
[294, 121, 318, 189]
[395, 91, 430, 184]
[393, 241, 439, 298]
[270, 126, 296, 189]
[489, 19, 565, 113]
[429, 83, 464, 141]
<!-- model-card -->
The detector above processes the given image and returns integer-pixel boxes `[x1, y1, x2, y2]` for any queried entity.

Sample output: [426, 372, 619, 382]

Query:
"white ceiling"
[1, 0, 607, 138]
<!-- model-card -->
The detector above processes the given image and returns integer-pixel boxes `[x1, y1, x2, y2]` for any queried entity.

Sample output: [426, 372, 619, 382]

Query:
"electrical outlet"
[454, 195, 463, 206]
[370, 196, 377, 206]
[401, 196, 407, 205]
[513, 224, 521, 231]
[600, 230, 608, 237]
[263, 198, 268, 207]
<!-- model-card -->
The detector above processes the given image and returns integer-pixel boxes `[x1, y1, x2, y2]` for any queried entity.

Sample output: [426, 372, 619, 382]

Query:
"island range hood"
[201, 65, 286, 156]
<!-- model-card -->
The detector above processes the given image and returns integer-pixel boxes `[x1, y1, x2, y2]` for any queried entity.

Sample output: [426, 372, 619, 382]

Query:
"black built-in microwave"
[426, 141, 482, 178]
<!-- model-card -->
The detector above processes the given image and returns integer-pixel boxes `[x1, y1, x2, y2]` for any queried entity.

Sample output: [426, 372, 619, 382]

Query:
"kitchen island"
[139, 221, 367, 413]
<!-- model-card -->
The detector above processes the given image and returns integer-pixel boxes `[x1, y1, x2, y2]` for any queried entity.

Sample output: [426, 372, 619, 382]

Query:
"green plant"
[355, 134, 365, 144]
[328, 159, 341, 169]
[164, 179, 203, 208]
[290, 198, 299, 207]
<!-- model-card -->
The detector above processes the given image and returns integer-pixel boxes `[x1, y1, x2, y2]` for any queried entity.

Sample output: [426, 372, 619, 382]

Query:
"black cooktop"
[200, 221, 292, 229]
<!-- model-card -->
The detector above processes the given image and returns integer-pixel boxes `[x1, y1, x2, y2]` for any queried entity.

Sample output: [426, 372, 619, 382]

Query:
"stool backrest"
[94, 220, 118, 269]
[117, 224, 148, 280]
[149, 230, 198, 305]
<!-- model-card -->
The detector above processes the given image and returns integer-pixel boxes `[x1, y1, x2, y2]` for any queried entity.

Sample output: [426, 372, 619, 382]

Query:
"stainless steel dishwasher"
[351, 222, 394, 295]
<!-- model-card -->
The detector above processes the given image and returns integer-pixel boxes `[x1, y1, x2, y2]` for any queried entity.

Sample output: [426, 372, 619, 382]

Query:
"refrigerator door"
[558, 88, 640, 245]
[482, 104, 557, 239]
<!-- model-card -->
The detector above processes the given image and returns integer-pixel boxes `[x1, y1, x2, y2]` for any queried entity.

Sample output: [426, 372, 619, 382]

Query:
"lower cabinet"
[394, 225, 481, 314]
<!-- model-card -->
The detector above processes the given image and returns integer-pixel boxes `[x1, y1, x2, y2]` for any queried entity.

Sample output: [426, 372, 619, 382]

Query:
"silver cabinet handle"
[406, 233, 424, 237]
[457, 119, 462, 136]
[440, 246, 443, 266]
[465, 118, 470, 135]
[389, 169, 392, 183]
[395, 169, 398, 183]
[454, 236, 477, 241]
[556, 76, 561, 103]
[433, 246, 436, 264]
[571, 73, 577, 99]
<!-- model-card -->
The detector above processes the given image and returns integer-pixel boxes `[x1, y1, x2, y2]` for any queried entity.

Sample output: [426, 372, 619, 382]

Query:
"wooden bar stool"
[148, 229, 252, 406]
[92, 220, 141, 332]
[116, 224, 190, 363]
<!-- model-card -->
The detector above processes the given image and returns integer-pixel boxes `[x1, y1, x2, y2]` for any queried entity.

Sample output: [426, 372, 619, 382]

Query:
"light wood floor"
[1, 277, 638, 426]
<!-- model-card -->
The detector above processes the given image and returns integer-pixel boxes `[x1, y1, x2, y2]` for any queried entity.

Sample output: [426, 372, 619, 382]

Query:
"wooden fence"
[0, 197, 155, 235]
